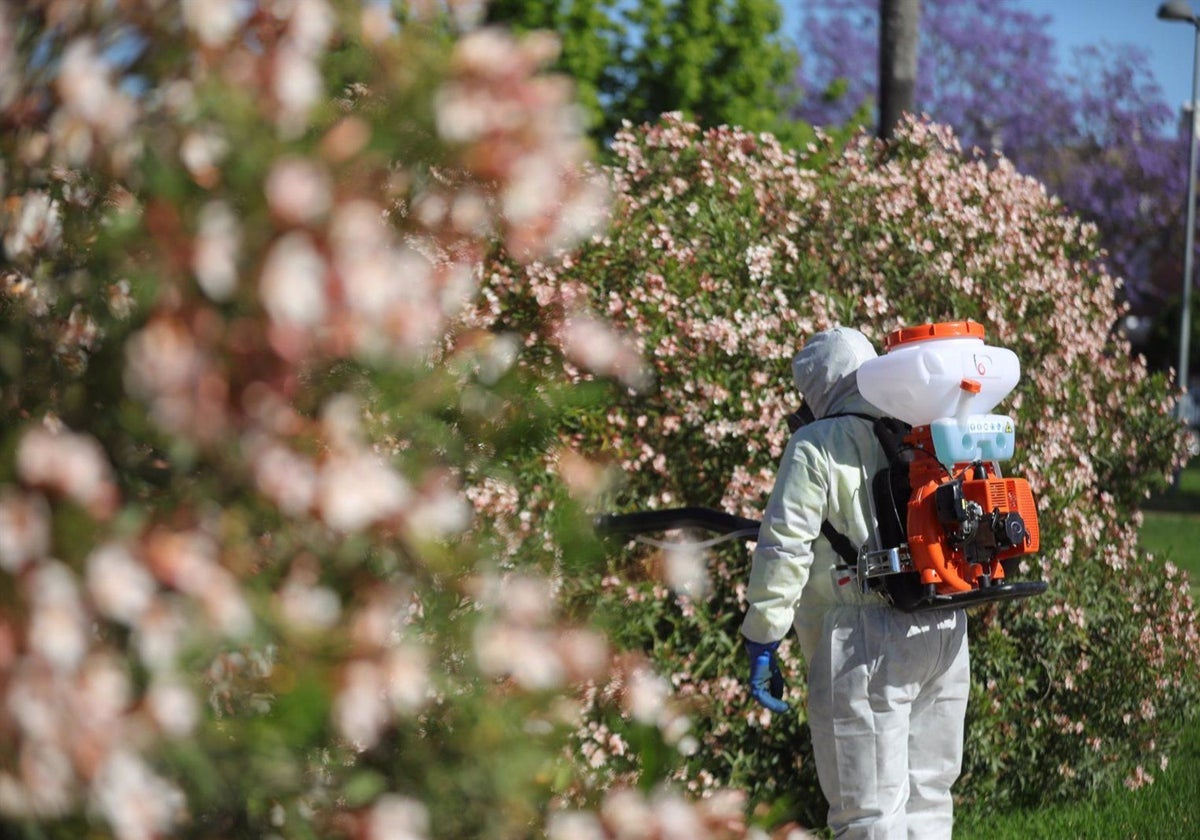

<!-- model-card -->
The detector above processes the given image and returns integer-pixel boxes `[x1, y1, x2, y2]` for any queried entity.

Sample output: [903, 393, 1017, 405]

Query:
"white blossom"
[86, 543, 157, 626]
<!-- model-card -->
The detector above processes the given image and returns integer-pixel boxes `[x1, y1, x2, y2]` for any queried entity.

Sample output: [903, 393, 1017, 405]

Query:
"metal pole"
[1157, 2, 1200, 478]
[1181, 24, 1200, 401]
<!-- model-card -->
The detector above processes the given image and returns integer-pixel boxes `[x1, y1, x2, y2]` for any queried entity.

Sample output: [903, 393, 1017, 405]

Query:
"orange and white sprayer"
[855, 321, 1045, 608]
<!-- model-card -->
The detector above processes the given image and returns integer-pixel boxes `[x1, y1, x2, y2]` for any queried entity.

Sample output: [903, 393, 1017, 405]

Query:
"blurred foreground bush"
[475, 114, 1200, 825]
[0, 2, 766, 838]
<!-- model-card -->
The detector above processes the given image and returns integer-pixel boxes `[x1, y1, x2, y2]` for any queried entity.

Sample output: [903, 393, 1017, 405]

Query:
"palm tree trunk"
[879, 0, 920, 140]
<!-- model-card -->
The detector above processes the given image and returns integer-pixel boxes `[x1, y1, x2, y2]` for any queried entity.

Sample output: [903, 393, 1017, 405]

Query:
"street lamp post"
[1159, 0, 1200, 433]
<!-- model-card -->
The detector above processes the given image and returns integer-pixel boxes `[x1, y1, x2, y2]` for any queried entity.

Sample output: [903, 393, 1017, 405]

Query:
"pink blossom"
[272, 46, 323, 136]
[124, 316, 227, 440]
[181, 0, 243, 47]
[276, 560, 342, 632]
[92, 750, 185, 840]
[623, 665, 670, 726]
[1123, 764, 1154, 791]
[247, 435, 318, 516]
[146, 678, 199, 738]
[132, 598, 189, 672]
[316, 451, 411, 533]
[27, 561, 88, 671]
[546, 810, 605, 840]
[367, 794, 430, 840]
[384, 644, 431, 714]
[0, 491, 51, 573]
[180, 130, 229, 185]
[86, 543, 157, 626]
[265, 157, 332, 225]
[145, 530, 252, 638]
[192, 201, 240, 301]
[663, 544, 711, 599]
[559, 314, 647, 388]
[284, 0, 335, 57]
[474, 623, 565, 690]
[3, 191, 61, 260]
[259, 231, 328, 328]
[56, 39, 136, 141]
[333, 659, 389, 750]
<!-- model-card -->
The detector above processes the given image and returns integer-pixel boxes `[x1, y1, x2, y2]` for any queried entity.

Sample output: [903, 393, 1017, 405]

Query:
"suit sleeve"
[740, 435, 829, 644]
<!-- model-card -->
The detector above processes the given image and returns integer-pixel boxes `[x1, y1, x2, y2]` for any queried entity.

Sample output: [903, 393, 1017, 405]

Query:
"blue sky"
[785, 1, 1200, 113]
[1018, 0, 1196, 110]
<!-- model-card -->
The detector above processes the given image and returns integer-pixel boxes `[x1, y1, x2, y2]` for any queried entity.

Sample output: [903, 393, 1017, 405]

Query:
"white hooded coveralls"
[740, 328, 970, 840]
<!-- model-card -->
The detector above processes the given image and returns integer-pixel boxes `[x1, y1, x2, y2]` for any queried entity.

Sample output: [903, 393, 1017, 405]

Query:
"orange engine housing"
[905, 429, 1040, 594]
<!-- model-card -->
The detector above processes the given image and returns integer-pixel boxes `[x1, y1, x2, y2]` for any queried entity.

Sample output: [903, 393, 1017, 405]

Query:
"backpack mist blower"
[595, 321, 1047, 612]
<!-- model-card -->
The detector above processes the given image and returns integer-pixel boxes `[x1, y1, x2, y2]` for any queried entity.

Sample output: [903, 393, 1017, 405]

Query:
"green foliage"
[485, 0, 804, 146]
[476, 114, 1200, 827]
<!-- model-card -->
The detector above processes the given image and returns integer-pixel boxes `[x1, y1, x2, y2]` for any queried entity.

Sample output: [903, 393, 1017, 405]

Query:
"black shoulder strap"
[820, 520, 859, 565]
[871, 416, 912, 461]
[818, 414, 910, 565]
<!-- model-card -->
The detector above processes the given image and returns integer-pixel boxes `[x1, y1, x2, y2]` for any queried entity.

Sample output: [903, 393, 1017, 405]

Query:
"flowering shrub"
[0, 3, 778, 838]
[4, 0, 1196, 835]
[474, 113, 1200, 822]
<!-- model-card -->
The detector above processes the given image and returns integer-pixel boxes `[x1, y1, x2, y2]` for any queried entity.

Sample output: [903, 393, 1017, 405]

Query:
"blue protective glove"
[744, 638, 790, 714]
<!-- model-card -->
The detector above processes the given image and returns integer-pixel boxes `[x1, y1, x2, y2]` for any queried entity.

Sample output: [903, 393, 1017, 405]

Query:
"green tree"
[486, 0, 801, 144]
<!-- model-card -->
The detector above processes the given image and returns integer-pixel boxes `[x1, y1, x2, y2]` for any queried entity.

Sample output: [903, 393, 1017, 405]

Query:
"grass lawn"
[1142, 511, 1200, 598]
[956, 720, 1200, 839]
[1144, 461, 1200, 596]
[956, 461, 1200, 838]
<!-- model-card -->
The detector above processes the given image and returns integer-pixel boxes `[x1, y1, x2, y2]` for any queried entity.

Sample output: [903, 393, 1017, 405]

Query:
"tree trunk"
[879, 0, 920, 140]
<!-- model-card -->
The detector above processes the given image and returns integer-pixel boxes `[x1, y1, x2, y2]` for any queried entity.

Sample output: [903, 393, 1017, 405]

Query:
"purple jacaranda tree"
[793, 0, 1190, 315]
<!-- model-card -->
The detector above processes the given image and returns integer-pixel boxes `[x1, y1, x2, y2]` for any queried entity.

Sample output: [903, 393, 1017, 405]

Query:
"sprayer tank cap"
[883, 320, 985, 351]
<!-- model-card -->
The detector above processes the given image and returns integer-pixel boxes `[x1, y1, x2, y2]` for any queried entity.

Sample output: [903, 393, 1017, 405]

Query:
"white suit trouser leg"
[806, 606, 969, 840]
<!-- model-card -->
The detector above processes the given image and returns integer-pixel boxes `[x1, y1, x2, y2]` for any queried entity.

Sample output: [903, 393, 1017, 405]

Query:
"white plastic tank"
[856, 321, 1020, 427]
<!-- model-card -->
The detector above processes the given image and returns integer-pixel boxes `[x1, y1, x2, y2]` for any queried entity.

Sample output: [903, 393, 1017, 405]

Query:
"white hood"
[792, 327, 882, 419]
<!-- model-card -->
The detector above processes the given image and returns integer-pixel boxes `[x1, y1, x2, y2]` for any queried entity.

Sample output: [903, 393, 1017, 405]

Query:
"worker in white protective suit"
[740, 327, 970, 840]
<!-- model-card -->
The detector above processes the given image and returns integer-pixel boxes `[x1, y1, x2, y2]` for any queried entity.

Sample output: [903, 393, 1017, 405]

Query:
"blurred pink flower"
[247, 435, 318, 516]
[333, 659, 389, 750]
[146, 678, 199, 739]
[273, 46, 322, 136]
[181, 0, 242, 47]
[265, 157, 332, 225]
[3, 191, 61, 260]
[92, 750, 185, 840]
[180, 130, 229, 186]
[260, 230, 328, 328]
[559, 314, 647, 388]
[27, 561, 88, 672]
[384, 643, 431, 714]
[192, 201, 241, 301]
[276, 558, 341, 632]
[0, 491, 51, 573]
[56, 39, 136, 141]
[316, 450, 411, 533]
[16, 426, 116, 518]
[367, 794, 430, 840]
[86, 543, 157, 626]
